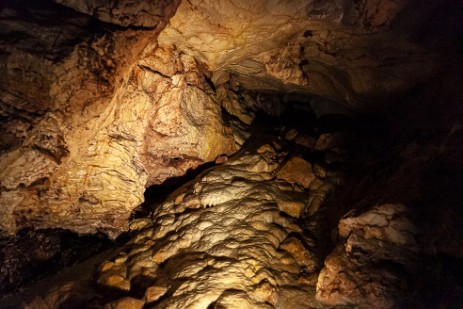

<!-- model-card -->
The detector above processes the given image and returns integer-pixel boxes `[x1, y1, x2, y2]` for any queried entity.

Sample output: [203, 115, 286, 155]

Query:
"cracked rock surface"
[0, 0, 462, 307]
[0, 0, 458, 237]
[316, 204, 419, 308]
[97, 139, 322, 308]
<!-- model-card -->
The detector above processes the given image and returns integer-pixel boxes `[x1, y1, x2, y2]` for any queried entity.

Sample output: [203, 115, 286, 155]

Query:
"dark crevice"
[0, 228, 116, 295]
[131, 160, 217, 219]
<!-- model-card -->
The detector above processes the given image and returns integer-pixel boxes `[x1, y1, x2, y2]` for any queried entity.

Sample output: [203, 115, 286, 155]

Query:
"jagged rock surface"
[160, 0, 439, 107]
[316, 204, 419, 308]
[0, 0, 453, 237]
[51, 0, 180, 28]
[0, 1, 236, 238]
[0, 1, 462, 307]
[96, 142, 322, 308]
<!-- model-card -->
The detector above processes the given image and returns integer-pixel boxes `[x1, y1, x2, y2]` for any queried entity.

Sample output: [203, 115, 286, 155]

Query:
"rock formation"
[0, 0, 462, 308]
[0, 0, 451, 238]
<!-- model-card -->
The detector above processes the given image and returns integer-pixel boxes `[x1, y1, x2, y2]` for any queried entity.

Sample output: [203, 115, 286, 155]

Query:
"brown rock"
[315, 132, 355, 151]
[280, 237, 317, 273]
[0, 0, 442, 238]
[23, 297, 50, 309]
[316, 204, 419, 308]
[215, 154, 229, 164]
[285, 129, 299, 141]
[277, 157, 316, 189]
[295, 134, 316, 149]
[313, 164, 327, 178]
[102, 275, 131, 291]
[145, 286, 168, 303]
[0, 42, 236, 238]
[276, 198, 305, 218]
[105, 297, 144, 309]
[52, 0, 180, 28]
[96, 146, 317, 307]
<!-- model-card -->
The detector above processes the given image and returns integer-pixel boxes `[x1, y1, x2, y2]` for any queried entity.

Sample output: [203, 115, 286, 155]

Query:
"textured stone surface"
[52, 0, 180, 28]
[277, 156, 315, 189]
[0, 0, 450, 237]
[316, 204, 419, 308]
[159, 0, 438, 107]
[105, 297, 145, 309]
[96, 142, 321, 308]
[0, 1, 235, 238]
[1, 1, 462, 307]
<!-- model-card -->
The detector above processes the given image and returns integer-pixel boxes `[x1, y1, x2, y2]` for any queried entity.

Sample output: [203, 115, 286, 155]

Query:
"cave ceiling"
[0, 0, 461, 237]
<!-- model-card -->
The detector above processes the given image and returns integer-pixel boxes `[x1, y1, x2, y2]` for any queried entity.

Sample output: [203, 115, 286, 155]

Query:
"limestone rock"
[277, 156, 316, 189]
[315, 132, 355, 151]
[51, 0, 181, 28]
[0, 0, 447, 237]
[295, 134, 316, 149]
[316, 204, 419, 308]
[0, 1, 236, 238]
[158, 0, 437, 107]
[96, 143, 319, 308]
[285, 129, 299, 141]
[105, 297, 145, 309]
[137, 45, 237, 186]
[145, 286, 168, 303]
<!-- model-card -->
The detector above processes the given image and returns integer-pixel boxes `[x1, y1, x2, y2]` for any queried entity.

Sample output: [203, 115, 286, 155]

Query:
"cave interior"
[0, 0, 462, 308]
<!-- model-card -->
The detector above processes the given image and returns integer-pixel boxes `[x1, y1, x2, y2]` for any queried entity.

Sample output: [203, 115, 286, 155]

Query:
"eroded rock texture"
[0, 0, 237, 238]
[0, 0, 454, 238]
[0, 0, 462, 307]
[316, 204, 419, 308]
[97, 142, 321, 308]
[161, 0, 438, 107]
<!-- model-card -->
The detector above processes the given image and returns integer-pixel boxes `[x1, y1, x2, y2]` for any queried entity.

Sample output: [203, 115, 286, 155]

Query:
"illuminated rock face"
[0, 0, 445, 237]
[1, 4, 461, 306]
[160, 0, 437, 106]
[97, 143, 322, 308]
[0, 1, 237, 238]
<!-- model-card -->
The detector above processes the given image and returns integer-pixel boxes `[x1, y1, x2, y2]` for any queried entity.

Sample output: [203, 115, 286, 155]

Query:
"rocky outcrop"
[96, 142, 321, 308]
[160, 0, 438, 107]
[316, 204, 419, 308]
[0, 1, 236, 238]
[51, 0, 180, 28]
[0, 0, 451, 237]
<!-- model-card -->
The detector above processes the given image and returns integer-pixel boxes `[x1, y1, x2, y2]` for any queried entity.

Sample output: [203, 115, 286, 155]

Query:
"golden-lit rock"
[0, 4, 236, 238]
[0, 0, 444, 238]
[145, 286, 168, 303]
[285, 129, 299, 141]
[96, 143, 319, 308]
[280, 237, 318, 273]
[158, 0, 436, 107]
[102, 275, 131, 292]
[277, 156, 316, 189]
[105, 297, 145, 309]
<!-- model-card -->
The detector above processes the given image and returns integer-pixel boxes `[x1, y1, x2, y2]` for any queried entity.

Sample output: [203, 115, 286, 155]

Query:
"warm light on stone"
[0, 0, 462, 307]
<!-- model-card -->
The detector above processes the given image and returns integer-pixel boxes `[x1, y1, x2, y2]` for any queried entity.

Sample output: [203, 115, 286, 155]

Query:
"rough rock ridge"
[97, 142, 322, 308]
[0, 0, 451, 237]
[0, 1, 236, 238]
[316, 204, 419, 308]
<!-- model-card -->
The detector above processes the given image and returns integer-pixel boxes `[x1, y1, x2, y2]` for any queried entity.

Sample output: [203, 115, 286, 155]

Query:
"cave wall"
[0, 0, 462, 307]
[0, 0, 458, 239]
